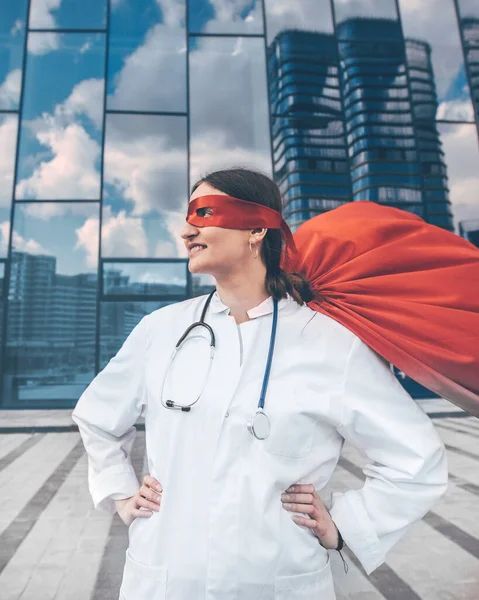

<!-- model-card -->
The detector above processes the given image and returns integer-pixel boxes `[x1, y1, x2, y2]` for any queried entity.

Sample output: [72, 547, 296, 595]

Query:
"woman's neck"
[215, 268, 269, 324]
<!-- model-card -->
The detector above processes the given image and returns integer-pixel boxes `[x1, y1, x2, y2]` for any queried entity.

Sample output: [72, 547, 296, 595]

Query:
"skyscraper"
[268, 18, 454, 231]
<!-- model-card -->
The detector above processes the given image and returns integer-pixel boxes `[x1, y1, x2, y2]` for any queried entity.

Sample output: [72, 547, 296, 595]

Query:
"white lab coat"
[72, 292, 448, 600]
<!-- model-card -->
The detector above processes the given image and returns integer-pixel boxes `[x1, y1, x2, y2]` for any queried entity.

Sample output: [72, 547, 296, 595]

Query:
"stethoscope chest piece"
[247, 409, 271, 440]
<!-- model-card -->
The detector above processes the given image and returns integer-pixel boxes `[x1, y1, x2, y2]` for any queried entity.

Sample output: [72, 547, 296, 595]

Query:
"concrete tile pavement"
[0, 409, 477, 599]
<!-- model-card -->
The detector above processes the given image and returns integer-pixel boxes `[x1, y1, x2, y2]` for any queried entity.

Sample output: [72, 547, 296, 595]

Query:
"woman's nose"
[181, 221, 199, 239]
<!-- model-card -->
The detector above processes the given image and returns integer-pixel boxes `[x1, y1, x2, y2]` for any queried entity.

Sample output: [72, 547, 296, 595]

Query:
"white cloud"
[0, 115, 18, 207]
[55, 77, 104, 129]
[108, 22, 186, 112]
[16, 120, 101, 200]
[439, 123, 479, 234]
[0, 69, 22, 109]
[334, 0, 397, 22]
[29, 0, 62, 27]
[10, 19, 24, 36]
[28, 31, 60, 55]
[265, 0, 333, 41]
[16, 78, 104, 200]
[189, 36, 272, 181]
[0, 220, 52, 256]
[157, 0, 185, 28]
[437, 98, 475, 122]
[104, 117, 186, 216]
[199, 0, 262, 34]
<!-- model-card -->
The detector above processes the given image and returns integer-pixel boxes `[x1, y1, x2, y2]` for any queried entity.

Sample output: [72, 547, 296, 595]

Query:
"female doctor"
[72, 167, 448, 600]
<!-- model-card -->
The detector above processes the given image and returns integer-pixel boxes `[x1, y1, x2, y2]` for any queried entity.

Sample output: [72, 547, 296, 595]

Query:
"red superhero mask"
[187, 194, 297, 260]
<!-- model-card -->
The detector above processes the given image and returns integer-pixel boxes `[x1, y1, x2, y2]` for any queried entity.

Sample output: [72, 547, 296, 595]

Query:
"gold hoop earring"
[249, 241, 259, 260]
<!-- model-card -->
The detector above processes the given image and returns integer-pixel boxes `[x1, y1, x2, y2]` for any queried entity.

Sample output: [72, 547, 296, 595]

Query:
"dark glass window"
[16, 33, 106, 200]
[102, 114, 188, 258]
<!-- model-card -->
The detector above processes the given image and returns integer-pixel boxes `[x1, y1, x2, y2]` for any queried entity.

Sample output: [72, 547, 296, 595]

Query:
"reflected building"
[5, 252, 97, 399]
[462, 18, 479, 127]
[459, 219, 479, 247]
[268, 18, 454, 231]
[268, 30, 351, 230]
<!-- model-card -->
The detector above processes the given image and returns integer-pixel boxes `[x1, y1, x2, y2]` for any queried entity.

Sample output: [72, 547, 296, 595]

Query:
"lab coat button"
[225, 411, 230, 418]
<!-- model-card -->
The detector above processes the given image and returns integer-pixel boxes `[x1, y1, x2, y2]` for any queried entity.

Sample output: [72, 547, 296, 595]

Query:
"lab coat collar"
[209, 290, 294, 319]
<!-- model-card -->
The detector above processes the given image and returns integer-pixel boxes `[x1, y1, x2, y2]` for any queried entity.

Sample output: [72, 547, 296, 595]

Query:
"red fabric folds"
[281, 200, 479, 417]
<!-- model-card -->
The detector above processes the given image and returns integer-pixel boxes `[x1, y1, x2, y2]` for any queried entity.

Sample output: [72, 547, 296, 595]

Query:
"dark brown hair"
[191, 167, 314, 305]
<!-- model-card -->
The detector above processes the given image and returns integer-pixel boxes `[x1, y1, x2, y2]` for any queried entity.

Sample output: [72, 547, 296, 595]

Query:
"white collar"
[209, 291, 294, 319]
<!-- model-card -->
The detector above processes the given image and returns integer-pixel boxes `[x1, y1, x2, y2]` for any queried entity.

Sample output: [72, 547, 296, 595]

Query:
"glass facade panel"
[334, 0, 397, 25]
[107, 0, 186, 112]
[437, 122, 479, 241]
[100, 300, 170, 369]
[0, 0, 478, 407]
[399, 0, 475, 122]
[264, 0, 333, 43]
[29, 0, 107, 31]
[457, 0, 479, 125]
[16, 32, 106, 200]
[189, 0, 263, 34]
[102, 113, 187, 258]
[0, 114, 18, 256]
[0, 0, 28, 110]
[4, 203, 99, 406]
[189, 36, 271, 181]
[102, 261, 187, 297]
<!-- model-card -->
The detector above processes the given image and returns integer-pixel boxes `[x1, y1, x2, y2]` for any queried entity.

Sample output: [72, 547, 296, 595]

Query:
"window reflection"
[16, 33, 106, 200]
[264, 0, 333, 44]
[437, 123, 479, 241]
[189, 36, 271, 181]
[107, 0, 186, 112]
[29, 0, 107, 30]
[102, 114, 187, 258]
[333, 0, 397, 25]
[457, 0, 479, 124]
[0, 114, 18, 248]
[0, 0, 28, 110]
[102, 261, 188, 297]
[4, 203, 99, 405]
[398, 0, 474, 122]
[189, 0, 263, 34]
[100, 301, 171, 369]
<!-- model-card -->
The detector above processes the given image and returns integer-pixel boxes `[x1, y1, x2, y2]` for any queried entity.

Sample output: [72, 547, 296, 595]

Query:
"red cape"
[282, 201, 479, 417]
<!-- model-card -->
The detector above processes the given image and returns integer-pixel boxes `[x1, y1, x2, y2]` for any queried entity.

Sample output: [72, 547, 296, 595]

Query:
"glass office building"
[0, 0, 478, 408]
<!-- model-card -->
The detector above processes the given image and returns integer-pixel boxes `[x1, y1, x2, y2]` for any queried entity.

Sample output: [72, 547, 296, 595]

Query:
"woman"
[72, 168, 449, 599]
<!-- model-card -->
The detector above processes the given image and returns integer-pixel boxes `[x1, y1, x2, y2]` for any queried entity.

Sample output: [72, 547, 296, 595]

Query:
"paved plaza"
[0, 403, 478, 599]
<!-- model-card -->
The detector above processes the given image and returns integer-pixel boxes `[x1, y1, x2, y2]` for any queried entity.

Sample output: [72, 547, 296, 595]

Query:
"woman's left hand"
[281, 483, 340, 550]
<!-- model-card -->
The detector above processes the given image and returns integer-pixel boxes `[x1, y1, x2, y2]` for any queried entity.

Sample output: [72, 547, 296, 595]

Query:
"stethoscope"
[160, 290, 279, 440]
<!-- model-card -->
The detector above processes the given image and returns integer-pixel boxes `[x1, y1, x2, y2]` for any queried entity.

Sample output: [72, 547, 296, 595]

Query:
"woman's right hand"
[115, 475, 163, 527]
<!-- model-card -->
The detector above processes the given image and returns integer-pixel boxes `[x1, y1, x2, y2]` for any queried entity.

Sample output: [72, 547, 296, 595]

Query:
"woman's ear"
[250, 227, 268, 242]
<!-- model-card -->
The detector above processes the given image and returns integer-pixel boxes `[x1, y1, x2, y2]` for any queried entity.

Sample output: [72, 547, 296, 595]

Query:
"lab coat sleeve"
[71, 315, 150, 514]
[328, 335, 448, 575]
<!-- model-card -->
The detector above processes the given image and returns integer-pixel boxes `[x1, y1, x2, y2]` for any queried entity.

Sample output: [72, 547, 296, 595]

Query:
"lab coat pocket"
[275, 555, 336, 599]
[263, 386, 318, 458]
[119, 549, 167, 599]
